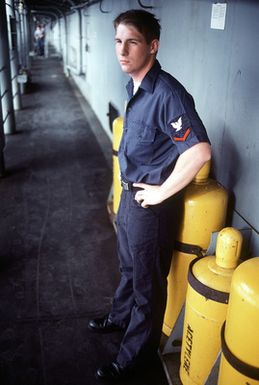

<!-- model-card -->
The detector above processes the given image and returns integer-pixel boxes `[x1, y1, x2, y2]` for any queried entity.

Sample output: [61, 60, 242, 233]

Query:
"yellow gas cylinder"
[218, 257, 259, 385]
[163, 161, 228, 337]
[179, 227, 243, 385]
[112, 116, 123, 215]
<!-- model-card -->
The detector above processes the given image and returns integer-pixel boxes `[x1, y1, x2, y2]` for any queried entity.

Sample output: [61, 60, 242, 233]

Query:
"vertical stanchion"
[0, 79, 6, 177]
[6, 0, 22, 110]
[0, 0, 16, 134]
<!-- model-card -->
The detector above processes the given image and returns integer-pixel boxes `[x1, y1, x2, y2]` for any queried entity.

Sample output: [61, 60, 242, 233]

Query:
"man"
[34, 24, 45, 56]
[88, 9, 211, 381]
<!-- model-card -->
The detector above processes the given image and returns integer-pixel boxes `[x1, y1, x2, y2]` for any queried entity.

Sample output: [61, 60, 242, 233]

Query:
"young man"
[34, 24, 45, 56]
[88, 9, 211, 381]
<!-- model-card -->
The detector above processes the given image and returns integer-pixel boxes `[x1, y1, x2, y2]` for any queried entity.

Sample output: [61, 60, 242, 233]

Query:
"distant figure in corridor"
[88, 9, 211, 382]
[34, 24, 45, 56]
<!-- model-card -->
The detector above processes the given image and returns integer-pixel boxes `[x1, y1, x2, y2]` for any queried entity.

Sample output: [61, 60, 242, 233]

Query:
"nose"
[120, 42, 128, 56]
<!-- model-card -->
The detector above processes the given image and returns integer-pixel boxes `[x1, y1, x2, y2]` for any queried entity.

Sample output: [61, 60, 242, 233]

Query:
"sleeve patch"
[174, 127, 191, 141]
[170, 114, 192, 142]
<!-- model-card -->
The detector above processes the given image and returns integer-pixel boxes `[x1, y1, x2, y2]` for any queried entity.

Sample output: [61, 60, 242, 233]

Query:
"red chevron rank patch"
[174, 127, 191, 141]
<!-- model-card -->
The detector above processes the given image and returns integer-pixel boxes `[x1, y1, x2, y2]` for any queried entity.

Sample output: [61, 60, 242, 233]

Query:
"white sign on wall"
[210, 3, 227, 30]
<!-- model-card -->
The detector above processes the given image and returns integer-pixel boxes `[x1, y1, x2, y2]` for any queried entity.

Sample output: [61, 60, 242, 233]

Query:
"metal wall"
[49, 0, 259, 255]
[158, 0, 259, 256]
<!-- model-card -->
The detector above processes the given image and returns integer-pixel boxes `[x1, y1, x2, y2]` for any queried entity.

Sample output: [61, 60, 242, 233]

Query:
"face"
[115, 23, 159, 82]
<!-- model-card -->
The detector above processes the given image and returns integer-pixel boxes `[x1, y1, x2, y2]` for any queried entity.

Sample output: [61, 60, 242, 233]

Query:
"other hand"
[133, 183, 163, 208]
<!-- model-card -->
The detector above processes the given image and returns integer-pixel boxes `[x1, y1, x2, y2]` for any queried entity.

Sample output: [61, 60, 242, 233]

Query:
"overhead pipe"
[66, 0, 76, 6]
[99, 0, 109, 13]
[70, 1, 91, 10]
[137, 0, 154, 9]
[70, 1, 101, 10]
[70, 0, 154, 12]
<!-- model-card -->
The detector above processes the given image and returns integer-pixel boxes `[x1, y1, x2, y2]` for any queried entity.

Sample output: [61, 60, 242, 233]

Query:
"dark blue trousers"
[109, 189, 182, 368]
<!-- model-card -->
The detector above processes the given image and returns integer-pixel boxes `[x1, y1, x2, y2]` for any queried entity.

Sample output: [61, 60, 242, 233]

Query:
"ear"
[150, 39, 159, 55]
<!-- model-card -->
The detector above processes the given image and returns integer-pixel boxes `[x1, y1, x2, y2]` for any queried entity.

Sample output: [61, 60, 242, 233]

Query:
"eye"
[115, 39, 121, 44]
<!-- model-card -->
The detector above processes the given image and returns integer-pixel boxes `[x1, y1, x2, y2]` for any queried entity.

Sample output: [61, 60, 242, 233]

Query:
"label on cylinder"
[183, 323, 194, 375]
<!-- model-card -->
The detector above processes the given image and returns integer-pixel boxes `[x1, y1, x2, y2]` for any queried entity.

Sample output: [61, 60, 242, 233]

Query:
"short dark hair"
[113, 9, 161, 44]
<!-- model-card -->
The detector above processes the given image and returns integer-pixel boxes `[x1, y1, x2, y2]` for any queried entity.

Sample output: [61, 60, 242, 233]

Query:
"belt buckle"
[121, 180, 130, 191]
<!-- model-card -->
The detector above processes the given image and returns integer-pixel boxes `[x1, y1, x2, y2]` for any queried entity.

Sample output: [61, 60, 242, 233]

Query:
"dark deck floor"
[0, 55, 169, 385]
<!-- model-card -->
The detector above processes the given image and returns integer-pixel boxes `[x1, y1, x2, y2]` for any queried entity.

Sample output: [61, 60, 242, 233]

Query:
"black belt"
[121, 179, 139, 191]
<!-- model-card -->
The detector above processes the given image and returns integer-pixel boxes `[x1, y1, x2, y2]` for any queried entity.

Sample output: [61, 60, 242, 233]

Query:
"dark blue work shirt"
[118, 60, 210, 185]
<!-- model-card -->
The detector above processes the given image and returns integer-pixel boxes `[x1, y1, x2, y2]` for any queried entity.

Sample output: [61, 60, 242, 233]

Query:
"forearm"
[159, 142, 211, 201]
[133, 142, 211, 207]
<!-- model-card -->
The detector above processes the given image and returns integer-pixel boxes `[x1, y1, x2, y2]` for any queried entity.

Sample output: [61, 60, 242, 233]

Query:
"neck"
[130, 57, 156, 83]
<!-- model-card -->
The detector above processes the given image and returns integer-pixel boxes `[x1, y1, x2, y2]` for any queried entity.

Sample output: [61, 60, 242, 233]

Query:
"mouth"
[120, 60, 129, 65]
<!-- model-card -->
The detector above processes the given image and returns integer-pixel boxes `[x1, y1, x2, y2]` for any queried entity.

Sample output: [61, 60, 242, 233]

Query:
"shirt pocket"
[127, 121, 156, 164]
[137, 122, 156, 144]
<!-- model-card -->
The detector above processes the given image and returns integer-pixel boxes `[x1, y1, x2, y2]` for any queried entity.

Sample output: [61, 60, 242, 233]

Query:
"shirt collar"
[126, 60, 161, 96]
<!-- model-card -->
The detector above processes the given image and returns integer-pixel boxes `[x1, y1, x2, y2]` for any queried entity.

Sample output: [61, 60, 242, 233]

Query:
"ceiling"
[20, 0, 103, 23]
[24, 0, 97, 13]
[20, 0, 154, 23]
